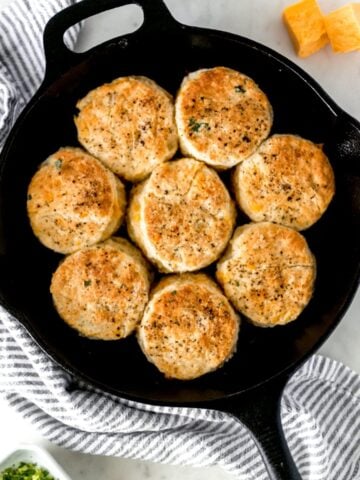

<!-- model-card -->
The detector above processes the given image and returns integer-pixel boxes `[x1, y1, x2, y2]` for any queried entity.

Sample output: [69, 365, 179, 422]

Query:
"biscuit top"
[27, 147, 125, 253]
[139, 273, 239, 379]
[129, 158, 236, 272]
[175, 67, 273, 168]
[216, 222, 316, 326]
[51, 237, 150, 340]
[75, 76, 178, 182]
[233, 134, 335, 230]
[220, 222, 315, 269]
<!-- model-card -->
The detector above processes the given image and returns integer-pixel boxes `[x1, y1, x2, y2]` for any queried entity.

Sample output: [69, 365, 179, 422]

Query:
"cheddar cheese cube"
[324, 4, 360, 53]
[283, 0, 328, 58]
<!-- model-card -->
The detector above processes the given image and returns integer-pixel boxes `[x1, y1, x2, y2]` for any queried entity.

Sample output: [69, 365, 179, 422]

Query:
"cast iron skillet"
[0, 0, 359, 478]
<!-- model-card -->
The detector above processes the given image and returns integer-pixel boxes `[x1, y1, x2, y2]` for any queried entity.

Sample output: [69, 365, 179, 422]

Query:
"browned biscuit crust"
[50, 238, 151, 340]
[216, 222, 316, 326]
[233, 134, 335, 230]
[175, 67, 273, 169]
[27, 147, 126, 254]
[75, 76, 178, 182]
[137, 273, 240, 379]
[127, 158, 236, 272]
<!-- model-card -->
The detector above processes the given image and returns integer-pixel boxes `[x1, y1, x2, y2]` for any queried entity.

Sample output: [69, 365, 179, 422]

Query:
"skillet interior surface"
[0, 24, 359, 404]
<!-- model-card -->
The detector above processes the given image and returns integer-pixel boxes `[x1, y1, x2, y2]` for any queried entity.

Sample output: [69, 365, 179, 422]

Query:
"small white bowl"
[0, 444, 72, 480]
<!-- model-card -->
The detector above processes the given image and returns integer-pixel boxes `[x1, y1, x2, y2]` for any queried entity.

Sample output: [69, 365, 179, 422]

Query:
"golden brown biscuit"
[137, 273, 240, 380]
[27, 147, 126, 254]
[216, 222, 316, 327]
[233, 134, 335, 230]
[175, 66, 273, 169]
[127, 158, 236, 272]
[75, 76, 178, 182]
[50, 237, 151, 340]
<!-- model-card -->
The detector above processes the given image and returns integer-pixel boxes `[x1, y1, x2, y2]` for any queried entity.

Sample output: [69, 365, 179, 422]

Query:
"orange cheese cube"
[283, 0, 328, 57]
[324, 4, 360, 53]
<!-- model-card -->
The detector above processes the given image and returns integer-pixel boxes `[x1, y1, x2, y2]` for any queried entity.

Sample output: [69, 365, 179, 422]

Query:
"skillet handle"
[43, 0, 179, 83]
[221, 374, 302, 480]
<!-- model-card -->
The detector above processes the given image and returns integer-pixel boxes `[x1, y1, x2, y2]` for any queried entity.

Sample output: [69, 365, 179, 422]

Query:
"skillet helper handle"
[223, 374, 302, 480]
[43, 0, 178, 83]
[331, 111, 360, 177]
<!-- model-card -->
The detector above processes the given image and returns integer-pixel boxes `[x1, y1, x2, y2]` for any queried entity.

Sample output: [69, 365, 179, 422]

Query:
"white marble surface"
[0, 0, 359, 479]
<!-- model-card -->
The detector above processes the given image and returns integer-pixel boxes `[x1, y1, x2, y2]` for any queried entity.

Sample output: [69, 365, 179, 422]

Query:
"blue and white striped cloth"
[0, 1, 359, 479]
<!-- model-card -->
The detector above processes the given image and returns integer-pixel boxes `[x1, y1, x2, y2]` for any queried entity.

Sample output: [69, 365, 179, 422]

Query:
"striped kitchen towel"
[0, 1, 360, 480]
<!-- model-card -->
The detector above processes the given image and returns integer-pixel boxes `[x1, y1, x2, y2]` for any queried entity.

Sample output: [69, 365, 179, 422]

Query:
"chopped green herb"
[171, 290, 177, 295]
[0, 462, 57, 480]
[27, 194, 32, 201]
[84, 279, 92, 287]
[54, 159, 62, 170]
[234, 85, 246, 93]
[188, 117, 210, 133]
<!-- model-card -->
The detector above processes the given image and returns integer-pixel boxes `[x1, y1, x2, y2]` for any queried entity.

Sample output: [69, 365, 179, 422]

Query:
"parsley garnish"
[27, 194, 32, 201]
[0, 462, 56, 480]
[234, 85, 246, 93]
[84, 280, 92, 287]
[189, 117, 210, 133]
[54, 159, 62, 170]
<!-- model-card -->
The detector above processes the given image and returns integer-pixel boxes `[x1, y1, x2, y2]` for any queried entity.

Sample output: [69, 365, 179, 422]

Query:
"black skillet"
[0, 0, 359, 478]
